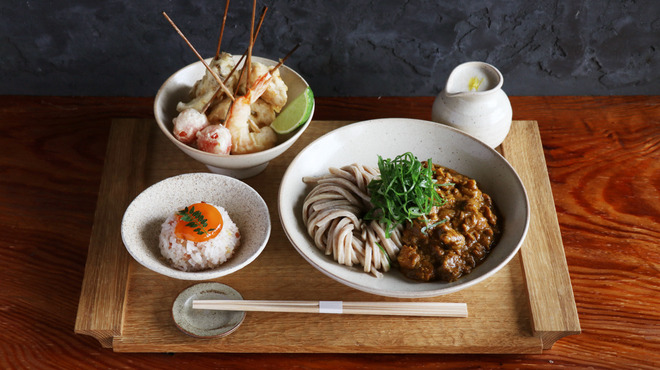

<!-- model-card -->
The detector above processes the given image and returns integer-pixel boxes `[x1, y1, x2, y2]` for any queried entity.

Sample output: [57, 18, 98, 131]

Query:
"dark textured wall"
[1, 0, 658, 97]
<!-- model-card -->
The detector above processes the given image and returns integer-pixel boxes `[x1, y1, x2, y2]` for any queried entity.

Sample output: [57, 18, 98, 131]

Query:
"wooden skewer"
[232, 5, 268, 98]
[192, 300, 468, 317]
[202, 6, 268, 115]
[254, 6, 268, 44]
[235, 41, 298, 99]
[269, 43, 300, 73]
[246, 0, 256, 95]
[247, 118, 261, 133]
[225, 43, 297, 130]
[224, 41, 298, 121]
[201, 55, 244, 115]
[214, 0, 231, 60]
[234, 53, 249, 97]
[162, 11, 235, 101]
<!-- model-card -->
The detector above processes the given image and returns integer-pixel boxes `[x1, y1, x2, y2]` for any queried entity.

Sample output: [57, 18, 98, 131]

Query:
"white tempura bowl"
[154, 56, 314, 179]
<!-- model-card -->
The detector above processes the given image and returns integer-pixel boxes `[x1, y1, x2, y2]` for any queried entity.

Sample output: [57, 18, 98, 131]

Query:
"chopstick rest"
[192, 300, 468, 317]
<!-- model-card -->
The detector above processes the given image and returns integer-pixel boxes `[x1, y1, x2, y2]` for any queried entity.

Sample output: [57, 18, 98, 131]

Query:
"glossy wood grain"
[0, 96, 658, 368]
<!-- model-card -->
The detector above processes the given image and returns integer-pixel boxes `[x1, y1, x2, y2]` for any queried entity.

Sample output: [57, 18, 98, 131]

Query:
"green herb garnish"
[375, 241, 392, 266]
[420, 219, 448, 234]
[365, 152, 448, 237]
[177, 205, 216, 236]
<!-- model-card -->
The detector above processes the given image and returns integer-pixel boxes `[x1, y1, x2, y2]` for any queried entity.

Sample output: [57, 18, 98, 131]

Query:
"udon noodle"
[302, 164, 402, 277]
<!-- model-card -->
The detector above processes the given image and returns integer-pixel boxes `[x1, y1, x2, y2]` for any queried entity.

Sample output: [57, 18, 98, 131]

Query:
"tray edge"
[502, 120, 581, 349]
[74, 118, 150, 347]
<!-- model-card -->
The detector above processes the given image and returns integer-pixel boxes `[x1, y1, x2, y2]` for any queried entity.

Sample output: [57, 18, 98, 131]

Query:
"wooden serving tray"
[75, 119, 580, 353]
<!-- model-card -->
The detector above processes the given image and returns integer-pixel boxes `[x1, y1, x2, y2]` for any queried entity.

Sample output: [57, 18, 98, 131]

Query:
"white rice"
[159, 204, 240, 272]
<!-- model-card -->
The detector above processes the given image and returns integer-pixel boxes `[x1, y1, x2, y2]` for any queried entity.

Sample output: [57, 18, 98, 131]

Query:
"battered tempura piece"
[165, 4, 297, 155]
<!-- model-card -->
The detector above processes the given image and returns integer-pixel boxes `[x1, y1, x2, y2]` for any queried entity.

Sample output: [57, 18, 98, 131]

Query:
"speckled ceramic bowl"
[279, 118, 529, 298]
[154, 56, 314, 179]
[121, 173, 270, 280]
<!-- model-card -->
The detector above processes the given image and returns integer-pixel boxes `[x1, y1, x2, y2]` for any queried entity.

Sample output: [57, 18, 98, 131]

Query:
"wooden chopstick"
[192, 300, 468, 317]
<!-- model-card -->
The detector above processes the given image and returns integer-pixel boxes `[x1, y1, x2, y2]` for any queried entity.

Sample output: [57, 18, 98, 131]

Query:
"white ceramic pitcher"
[431, 61, 512, 148]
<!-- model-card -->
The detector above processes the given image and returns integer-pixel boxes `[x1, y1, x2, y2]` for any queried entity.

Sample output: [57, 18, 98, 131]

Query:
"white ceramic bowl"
[121, 173, 271, 280]
[278, 118, 529, 298]
[155, 56, 314, 179]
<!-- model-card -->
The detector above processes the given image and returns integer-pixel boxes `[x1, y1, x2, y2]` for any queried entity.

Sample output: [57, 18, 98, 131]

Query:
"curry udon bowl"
[154, 56, 314, 179]
[278, 118, 529, 298]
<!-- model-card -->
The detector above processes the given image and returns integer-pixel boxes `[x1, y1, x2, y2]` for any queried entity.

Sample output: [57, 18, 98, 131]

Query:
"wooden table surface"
[0, 95, 658, 368]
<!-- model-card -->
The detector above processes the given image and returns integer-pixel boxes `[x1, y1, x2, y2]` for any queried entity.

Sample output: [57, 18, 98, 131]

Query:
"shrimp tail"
[244, 72, 272, 104]
[224, 70, 277, 154]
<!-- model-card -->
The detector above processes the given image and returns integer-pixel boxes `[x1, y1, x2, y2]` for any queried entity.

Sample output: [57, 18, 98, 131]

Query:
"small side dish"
[172, 282, 245, 338]
[159, 202, 241, 272]
[122, 173, 270, 281]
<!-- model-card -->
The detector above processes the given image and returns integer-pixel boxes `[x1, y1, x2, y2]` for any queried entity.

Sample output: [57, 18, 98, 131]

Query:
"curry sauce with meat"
[397, 164, 501, 282]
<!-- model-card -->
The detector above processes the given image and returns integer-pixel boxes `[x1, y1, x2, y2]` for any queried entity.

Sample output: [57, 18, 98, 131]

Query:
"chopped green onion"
[365, 152, 449, 237]
[375, 241, 391, 266]
[420, 219, 448, 234]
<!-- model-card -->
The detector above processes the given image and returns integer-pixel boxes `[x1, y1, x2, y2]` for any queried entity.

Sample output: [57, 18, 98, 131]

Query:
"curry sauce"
[397, 164, 501, 282]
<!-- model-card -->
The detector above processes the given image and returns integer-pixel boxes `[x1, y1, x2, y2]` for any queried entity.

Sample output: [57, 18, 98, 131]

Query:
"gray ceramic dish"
[172, 282, 245, 338]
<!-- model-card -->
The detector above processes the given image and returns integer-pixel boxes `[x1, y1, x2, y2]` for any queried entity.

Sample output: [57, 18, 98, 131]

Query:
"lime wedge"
[270, 87, 314, 134]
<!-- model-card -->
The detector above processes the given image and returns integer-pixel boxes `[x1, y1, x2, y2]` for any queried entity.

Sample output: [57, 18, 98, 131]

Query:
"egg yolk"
[174, 202, 223, 242]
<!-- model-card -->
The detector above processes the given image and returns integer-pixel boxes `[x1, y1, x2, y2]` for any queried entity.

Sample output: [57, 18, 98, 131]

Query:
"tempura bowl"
[155, 56, 314, 179]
